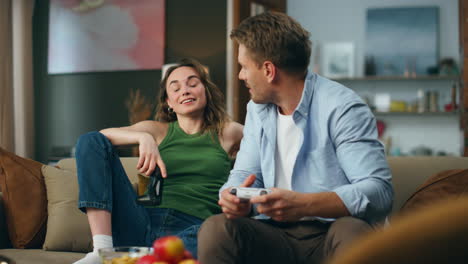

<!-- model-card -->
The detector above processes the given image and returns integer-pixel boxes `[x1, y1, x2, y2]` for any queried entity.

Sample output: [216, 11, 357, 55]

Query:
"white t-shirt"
[275, 109, 302, 190]
[275, 109, 320, 222]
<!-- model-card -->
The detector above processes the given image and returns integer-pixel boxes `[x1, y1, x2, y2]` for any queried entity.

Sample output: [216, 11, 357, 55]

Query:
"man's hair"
[155, 58, 229, 135]
[230, 11, 311, 77]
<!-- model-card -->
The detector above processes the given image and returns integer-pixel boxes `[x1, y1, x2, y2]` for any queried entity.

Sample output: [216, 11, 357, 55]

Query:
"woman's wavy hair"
[155, 58, 229, 135]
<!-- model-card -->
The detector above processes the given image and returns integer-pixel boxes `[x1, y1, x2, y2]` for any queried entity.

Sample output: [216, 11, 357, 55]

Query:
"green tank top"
[154, 121, 231, 220]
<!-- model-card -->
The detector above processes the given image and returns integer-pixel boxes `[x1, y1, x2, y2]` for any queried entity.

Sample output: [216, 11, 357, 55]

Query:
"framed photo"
[365, 7, 438, 76]
[322, 42, 354, 78]
[48, 0, 165, 74]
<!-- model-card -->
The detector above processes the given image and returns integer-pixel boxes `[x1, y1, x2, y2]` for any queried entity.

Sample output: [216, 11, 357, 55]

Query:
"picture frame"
[365, 7, 438, 76]
[48, 0, 165, 74]
[322, 42, 354, 78]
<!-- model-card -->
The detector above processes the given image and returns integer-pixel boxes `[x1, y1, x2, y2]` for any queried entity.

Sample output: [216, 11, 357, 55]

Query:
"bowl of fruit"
[99, 246, 153, 264]
[99, 236, 198, 264]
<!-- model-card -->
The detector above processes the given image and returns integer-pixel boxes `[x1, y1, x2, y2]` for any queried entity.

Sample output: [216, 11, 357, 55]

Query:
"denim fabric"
[75, 131, 202, 257]
[222, 72, 393, 224]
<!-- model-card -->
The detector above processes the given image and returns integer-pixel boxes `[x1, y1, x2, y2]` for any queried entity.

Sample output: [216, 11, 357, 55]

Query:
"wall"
[33, 0, 227, 163]
[288, 0, 462, 156]
[288, 0, 459, 76]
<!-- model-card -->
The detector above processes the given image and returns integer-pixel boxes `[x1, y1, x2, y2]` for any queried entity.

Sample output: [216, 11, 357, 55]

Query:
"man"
[198, 12, 393, 264]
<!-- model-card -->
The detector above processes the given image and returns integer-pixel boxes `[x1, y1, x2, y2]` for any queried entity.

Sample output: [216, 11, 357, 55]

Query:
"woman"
[74, 58, 243, 264]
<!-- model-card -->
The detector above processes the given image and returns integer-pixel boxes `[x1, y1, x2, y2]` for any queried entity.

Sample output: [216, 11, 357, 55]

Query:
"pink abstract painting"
[48, 0, 165, 74]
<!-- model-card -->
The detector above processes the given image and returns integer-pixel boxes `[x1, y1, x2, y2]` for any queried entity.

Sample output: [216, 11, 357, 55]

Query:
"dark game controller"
[136, 167, 164, 206]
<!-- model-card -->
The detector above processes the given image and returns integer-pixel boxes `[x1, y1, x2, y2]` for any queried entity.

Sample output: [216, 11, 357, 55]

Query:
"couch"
[328, 195, 468, 264]
[1, 155, 468, 264]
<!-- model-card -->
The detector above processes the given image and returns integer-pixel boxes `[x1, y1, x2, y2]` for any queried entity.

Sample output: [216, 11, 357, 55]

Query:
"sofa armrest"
[388, 156, 468, 214]
[0, 193, 12, 248]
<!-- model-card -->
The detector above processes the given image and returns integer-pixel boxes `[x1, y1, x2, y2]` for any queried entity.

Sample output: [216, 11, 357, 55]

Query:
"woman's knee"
[76, 131, 110, 156]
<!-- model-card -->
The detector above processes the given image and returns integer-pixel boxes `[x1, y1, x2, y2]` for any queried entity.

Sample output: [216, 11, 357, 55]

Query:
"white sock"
[73, 235, 113, 264]
[92, 234, 113, 252]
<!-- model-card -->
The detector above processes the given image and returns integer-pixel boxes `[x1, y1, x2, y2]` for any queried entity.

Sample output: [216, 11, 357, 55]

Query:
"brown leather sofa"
[1, 156, 468, 264]
[328, 195, 468, 264]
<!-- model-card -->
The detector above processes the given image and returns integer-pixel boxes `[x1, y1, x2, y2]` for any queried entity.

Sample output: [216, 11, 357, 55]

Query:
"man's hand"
[218, 174, 256, 219]
[250, 188, 305, 222]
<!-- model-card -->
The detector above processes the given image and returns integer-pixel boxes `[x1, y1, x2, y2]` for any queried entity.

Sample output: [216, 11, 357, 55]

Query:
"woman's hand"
[100, 121, 168, 178]
[136, 133, 167, 178]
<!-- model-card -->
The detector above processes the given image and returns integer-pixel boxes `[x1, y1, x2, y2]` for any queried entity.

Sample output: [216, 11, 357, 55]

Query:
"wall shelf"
[333, 75, 459, 82]
[373, 111, 459, 116]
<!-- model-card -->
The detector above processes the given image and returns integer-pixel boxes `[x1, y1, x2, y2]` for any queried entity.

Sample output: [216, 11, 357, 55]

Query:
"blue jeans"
[75, 131, 202, 257]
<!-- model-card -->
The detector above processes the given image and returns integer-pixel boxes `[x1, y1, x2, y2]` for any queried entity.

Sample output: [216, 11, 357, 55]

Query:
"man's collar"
[251, 71, 316, 118]
[294, 71, 316, 119]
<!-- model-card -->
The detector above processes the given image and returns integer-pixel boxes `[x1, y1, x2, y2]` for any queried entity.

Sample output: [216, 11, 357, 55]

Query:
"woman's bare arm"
[220, 121, 244, 159]
[99, 120, 168, 177]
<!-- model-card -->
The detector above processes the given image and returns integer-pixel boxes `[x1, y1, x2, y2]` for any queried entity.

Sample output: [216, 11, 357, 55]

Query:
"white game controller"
[230, 187, 272, 201]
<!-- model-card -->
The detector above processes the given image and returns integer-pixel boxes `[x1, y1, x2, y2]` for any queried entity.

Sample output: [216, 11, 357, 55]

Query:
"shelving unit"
[373, 111, 459, 116]
[333, 75, 459, 82]
[334, 75, 462, 156]
[336, 75, 459, 112]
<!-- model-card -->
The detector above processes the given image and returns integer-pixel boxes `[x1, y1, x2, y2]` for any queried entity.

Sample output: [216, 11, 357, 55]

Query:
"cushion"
[328, 196, 468, 264]
[0, 147, 47, 248]
[0, 248, 85, 264]
[399, 169, 468, 215]
[41, 165, 92, 252]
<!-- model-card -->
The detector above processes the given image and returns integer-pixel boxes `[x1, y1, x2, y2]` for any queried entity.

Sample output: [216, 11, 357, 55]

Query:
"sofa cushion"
[0, 248, 85, 264]
[56, 157, 141, 183]
[57, 157, 140, 193]
[41, 165, 92, 252]
[399, 169, 468, 215]
[0, 147, 47, 248]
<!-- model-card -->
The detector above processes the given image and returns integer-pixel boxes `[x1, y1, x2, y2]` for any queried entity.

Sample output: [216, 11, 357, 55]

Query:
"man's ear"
[263, 61, 276, 83]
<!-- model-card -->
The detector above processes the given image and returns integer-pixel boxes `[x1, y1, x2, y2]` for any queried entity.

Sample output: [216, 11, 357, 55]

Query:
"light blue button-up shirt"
[222, 72, 393, 224]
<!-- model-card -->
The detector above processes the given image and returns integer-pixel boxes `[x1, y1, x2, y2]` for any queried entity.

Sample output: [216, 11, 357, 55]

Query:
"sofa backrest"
[57, 158, 140, 184]
[387, 156, 468, 214]
[58, 156, 468, 216]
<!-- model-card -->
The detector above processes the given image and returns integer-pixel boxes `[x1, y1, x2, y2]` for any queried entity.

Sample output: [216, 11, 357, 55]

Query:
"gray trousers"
[198, 214, 372, 264]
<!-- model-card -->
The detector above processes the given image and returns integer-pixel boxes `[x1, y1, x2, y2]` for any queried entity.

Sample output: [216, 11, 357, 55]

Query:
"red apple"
[183, 250, 193, 260]
[178, 259, 199, 264]
[136, 254, 160, 264]
[153, 236, 186, 263]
